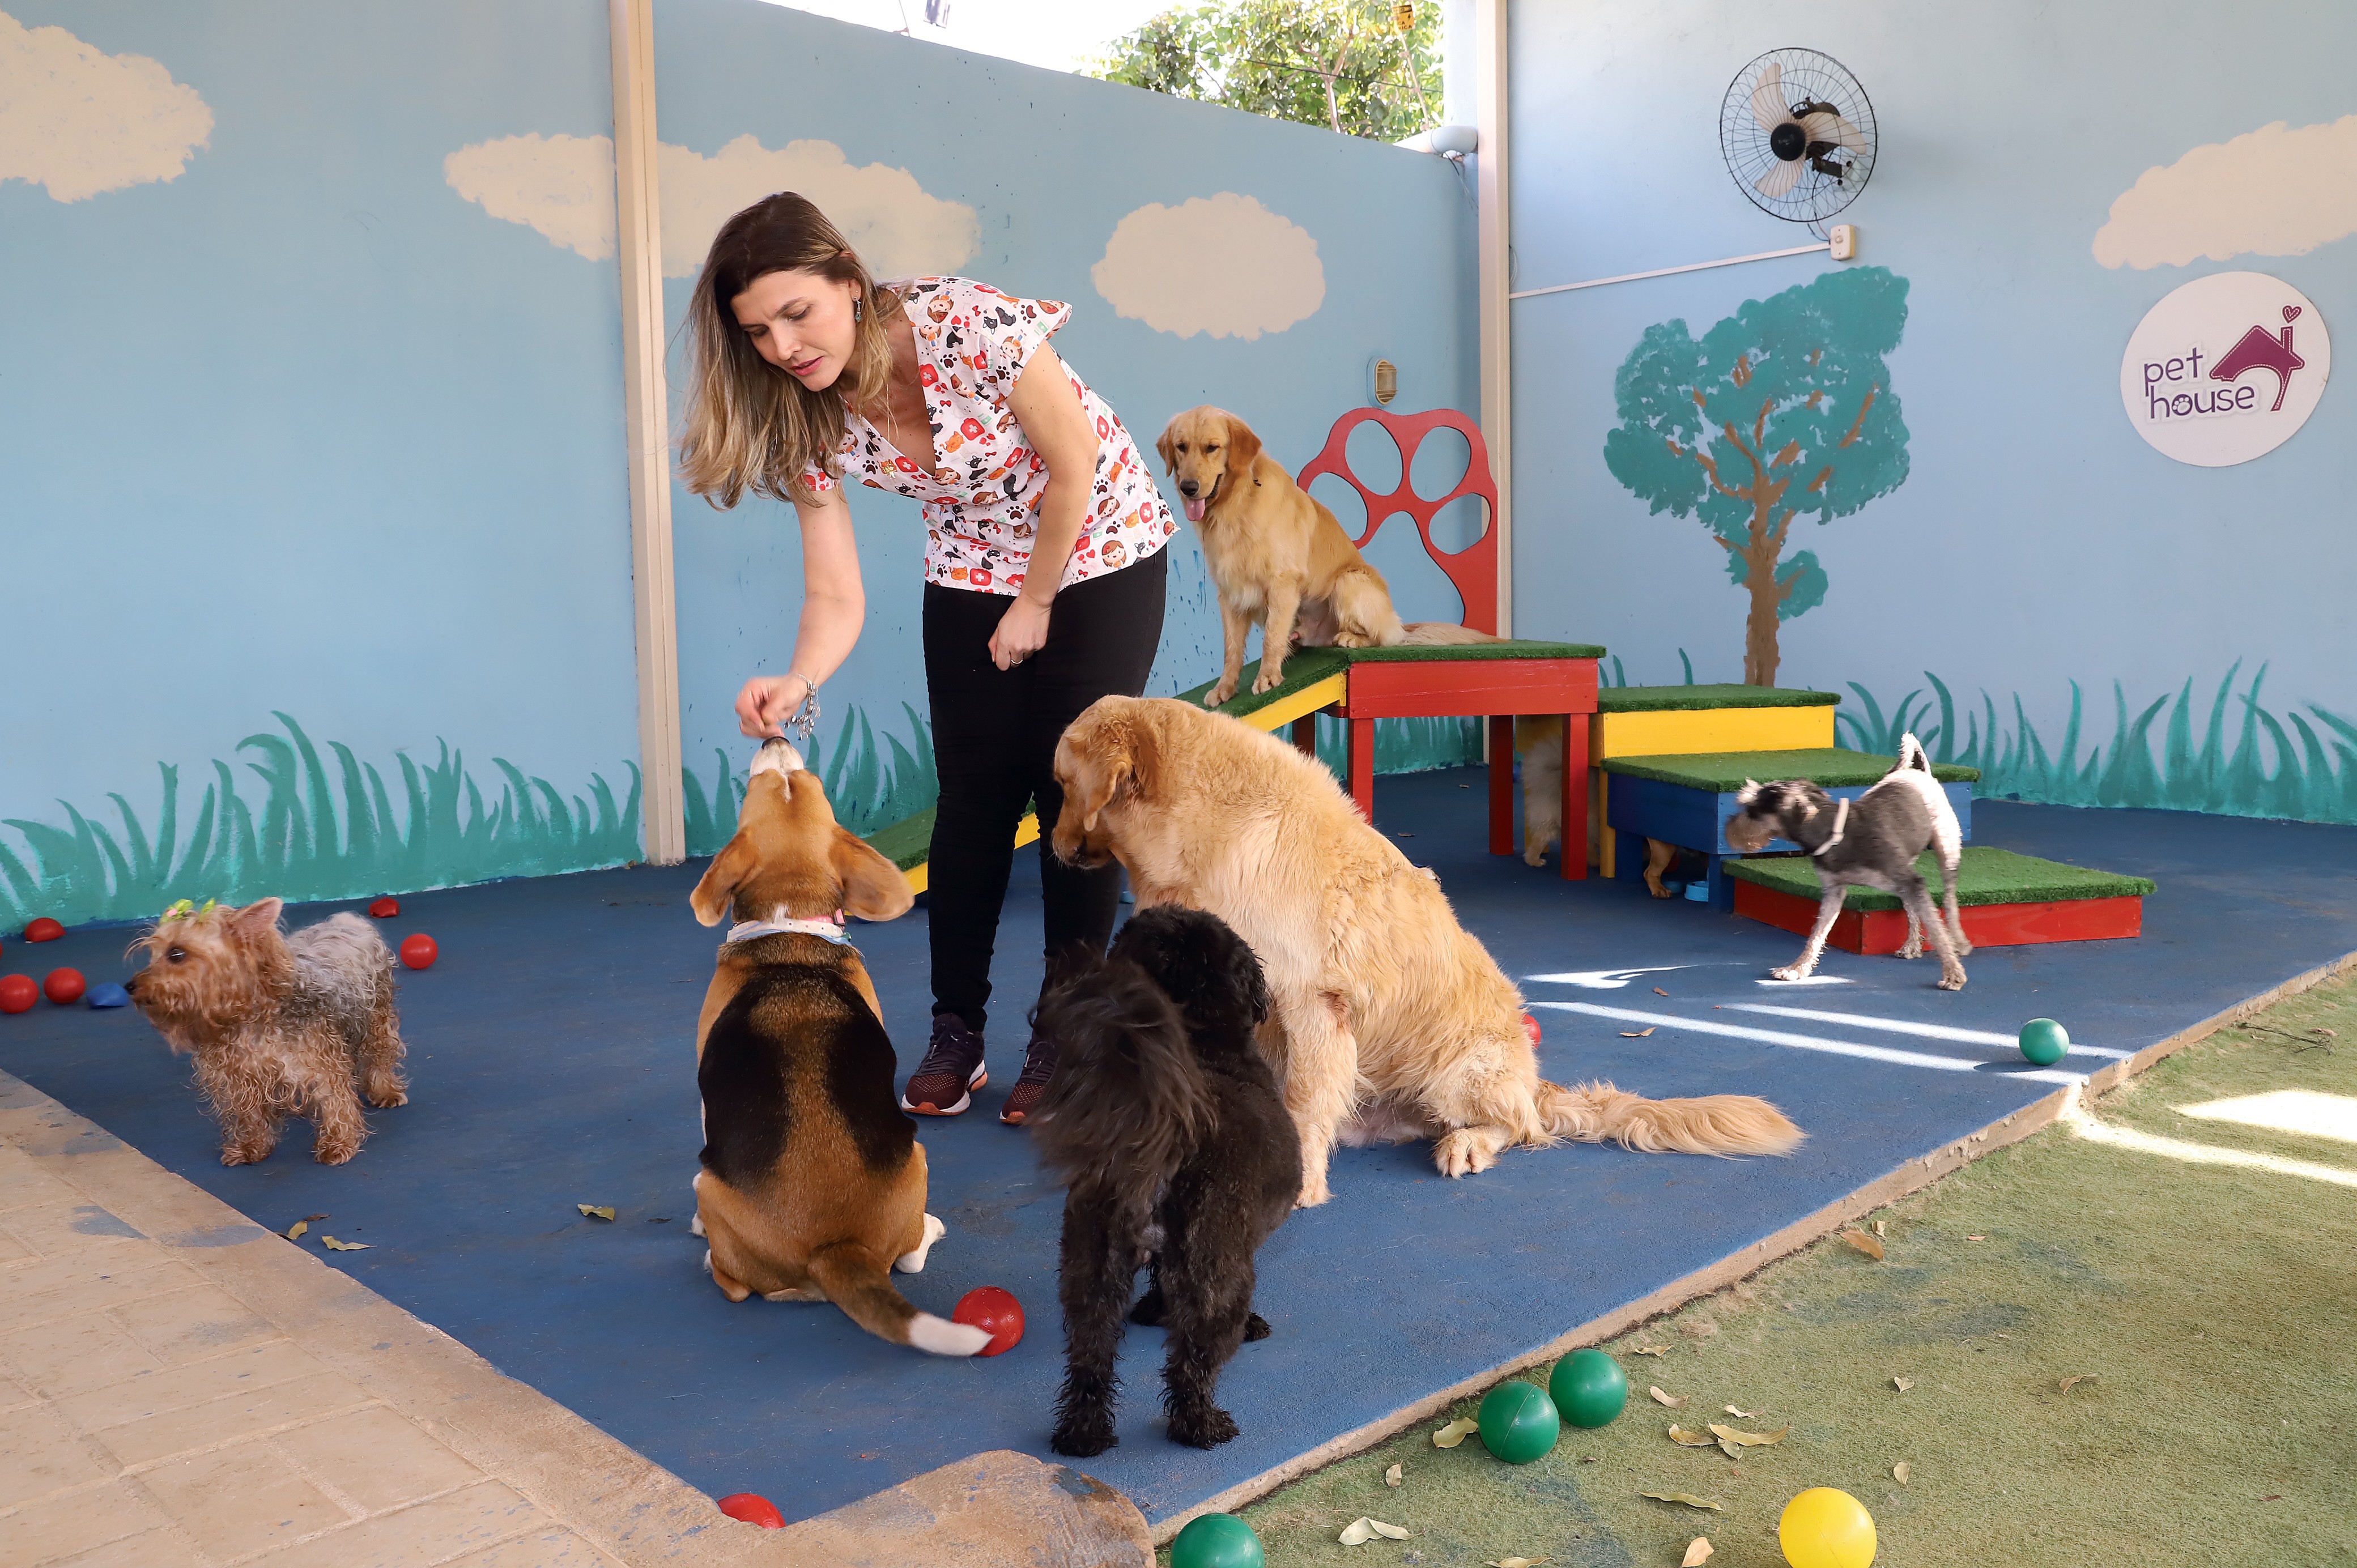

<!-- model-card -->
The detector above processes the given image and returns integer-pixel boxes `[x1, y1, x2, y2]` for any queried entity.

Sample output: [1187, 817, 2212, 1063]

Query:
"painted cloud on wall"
[444, 132, 977, 280]
[2094, 114, 2357, 270]
[0, 11, 212, 202]
[1092, 194, 1325, 339]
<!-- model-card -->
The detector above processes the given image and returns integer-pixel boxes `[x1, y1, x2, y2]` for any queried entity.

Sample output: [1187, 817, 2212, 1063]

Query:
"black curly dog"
[1032, 906, 1301, 1456]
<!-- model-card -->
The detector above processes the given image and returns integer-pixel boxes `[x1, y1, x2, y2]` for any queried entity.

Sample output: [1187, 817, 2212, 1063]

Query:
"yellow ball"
[1779, 1486, 1876, 1568]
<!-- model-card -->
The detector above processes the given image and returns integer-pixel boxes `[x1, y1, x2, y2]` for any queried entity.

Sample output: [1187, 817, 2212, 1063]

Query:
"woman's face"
[731, 268, 861, 390]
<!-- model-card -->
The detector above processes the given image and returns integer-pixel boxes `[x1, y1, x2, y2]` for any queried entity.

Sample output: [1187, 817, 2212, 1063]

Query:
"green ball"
[1169, 1512, 1264, 1568]
[1548, 1348, 1629, 1429]
[1477, 1379, 1560, 1464]
[2019, 1017, 2070, 1067]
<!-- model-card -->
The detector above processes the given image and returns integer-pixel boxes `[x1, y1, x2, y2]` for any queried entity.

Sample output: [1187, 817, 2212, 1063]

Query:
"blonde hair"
[677, 193, 905, 509]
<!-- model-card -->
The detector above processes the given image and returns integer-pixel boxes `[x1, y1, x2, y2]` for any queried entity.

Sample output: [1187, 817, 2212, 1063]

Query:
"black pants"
[925, 547, 1167, 1034]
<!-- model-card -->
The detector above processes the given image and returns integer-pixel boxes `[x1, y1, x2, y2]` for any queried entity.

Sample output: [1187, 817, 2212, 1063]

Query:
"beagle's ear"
[831, 826, 915, 922]
[1223, 414, 1262, 474]
[1155, 421, 1178, 475]
[690, 835, 757, 927]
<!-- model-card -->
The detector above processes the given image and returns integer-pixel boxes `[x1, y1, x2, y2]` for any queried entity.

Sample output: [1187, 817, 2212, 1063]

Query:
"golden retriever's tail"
[807, 1242, 992, 1356]
[1400, 622, 1506, 645]
[1537, 1080, 1805, 1157]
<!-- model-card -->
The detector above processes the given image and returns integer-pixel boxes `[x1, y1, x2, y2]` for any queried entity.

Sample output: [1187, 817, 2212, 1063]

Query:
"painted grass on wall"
[0, 714, 642, 930]
[1836, 662, 2357, 824]
[683, 702, 940, 856]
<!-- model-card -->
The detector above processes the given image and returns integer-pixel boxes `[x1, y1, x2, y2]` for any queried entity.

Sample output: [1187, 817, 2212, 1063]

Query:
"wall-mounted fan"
[1719, 48, 1876, 226]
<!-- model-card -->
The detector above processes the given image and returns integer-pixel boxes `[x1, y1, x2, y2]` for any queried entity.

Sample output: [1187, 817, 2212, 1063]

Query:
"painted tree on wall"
[1604, 267, 1911, 686]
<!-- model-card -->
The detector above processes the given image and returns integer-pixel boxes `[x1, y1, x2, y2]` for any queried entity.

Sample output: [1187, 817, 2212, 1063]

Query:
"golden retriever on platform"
[1052, 697, 1805, 1207]
[1157, 406, 1494, 708]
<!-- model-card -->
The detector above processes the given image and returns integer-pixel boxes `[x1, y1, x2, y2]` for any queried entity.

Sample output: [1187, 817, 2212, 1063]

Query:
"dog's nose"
[1177, 480, 1198, 497]
[123, 972, 141, 996]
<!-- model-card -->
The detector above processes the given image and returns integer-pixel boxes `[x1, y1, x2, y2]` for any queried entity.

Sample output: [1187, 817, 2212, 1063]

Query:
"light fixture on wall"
[1368, 356, 1399, 407]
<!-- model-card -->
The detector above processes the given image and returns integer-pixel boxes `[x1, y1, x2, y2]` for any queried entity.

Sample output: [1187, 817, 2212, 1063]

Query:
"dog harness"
[724, 915, 850, 947]
[1810, 798, 1851, 857]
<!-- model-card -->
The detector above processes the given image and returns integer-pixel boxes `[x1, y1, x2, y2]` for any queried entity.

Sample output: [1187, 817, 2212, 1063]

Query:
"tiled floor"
[0, 1124, 626, 1568]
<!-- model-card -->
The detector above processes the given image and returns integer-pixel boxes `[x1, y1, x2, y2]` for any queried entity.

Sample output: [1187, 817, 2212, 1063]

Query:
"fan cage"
[1720, 47, 1877, 225]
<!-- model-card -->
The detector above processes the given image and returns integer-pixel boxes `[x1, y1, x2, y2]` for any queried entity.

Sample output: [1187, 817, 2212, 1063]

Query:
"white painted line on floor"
[2061, 1092, 2357, 1188]
[2177, 1088, 2357, 1148]
[1529, 1000, 2088, 1085]
[1524, 965, 1705, 989]
[1722, 1003, 2135, 1060]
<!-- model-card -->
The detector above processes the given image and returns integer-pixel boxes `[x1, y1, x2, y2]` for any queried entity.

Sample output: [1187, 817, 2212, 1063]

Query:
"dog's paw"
[1939, 968, 1968, 991]
[1294, 1177, 1334, 1209]
[1250, 667, 1284, 694]
[1244, 1312, 1272, 1342]
[313, 1140, 360, 1166]
[1333, 631, 1374, 649]
[220, 1144, 272, 1168]
[1768, 964, 1814, 983]
[1203, 683, 1236, 708]
[1897, 939, 1923, 960]
[1168, 1405, 1240, 1449]
[1433, 1128, 1501, 1179]
[1128, 1285, 1168, 1327]
[1522, 847, 1547, 868]
[364, 1087, 409, 1108]
[1645, 879, 1672, 899]
[1049, 1417, 1118, 1458]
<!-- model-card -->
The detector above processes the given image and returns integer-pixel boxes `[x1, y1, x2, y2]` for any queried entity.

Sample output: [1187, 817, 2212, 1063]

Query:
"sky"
[763, 0, 1182, 74]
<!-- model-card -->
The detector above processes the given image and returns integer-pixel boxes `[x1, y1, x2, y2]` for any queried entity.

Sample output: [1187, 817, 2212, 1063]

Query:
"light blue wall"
[1508, 1, 2357, 818]
[1, 2, 640, 923]
[654, 0, 1481, 843]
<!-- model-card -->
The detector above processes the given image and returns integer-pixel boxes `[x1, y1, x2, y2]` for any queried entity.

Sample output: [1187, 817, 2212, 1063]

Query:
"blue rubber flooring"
[3, 770, 2354, 1528]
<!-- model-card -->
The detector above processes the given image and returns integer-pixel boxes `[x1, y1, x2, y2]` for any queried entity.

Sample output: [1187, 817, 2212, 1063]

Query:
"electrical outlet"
[1829, 224, 1857, 261]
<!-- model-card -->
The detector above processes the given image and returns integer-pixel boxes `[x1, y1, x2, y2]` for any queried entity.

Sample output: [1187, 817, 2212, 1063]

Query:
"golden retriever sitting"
[1052, 697, 1805, 1207]
[1158, 407, 1492, 708]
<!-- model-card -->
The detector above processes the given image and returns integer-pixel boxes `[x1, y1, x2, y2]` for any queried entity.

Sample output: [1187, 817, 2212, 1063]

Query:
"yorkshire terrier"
[127, 897, 409, 1165]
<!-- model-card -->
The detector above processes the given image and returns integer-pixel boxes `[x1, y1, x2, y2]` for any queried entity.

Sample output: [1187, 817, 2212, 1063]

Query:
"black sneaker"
[1000, 1031, 1057, 1126]
[901, 1015, 986, 1116]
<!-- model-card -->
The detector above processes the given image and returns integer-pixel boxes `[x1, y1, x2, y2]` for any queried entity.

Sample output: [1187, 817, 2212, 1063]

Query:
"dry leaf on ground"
[1708, 1424, 1789, 1447]
[1640, 1492, 1724, 1511]
[1653, 987, 1670, 996]
[1620, 1028, 1656, 1038]
[1668, 1425, 1717, 1447]
[1635, 1345, 1670, 1357]
[1368, 1522, 1410, 1540]
[1840, 1228, 1885, 1260]
[1340, 1518, 1375, 1545]
[1965, 1234, 1987, 1241]
[302, 1212, 329, 1222]
[1650, 1387, 1686, 1408]
[321, 1236, 370, 1251]
[1683, 1539, 1714, 1566]
[1486, 1559, 1552, 1567]
[1874, 1220, 1887, 1237]
[1723, 1405, 1760, 1418]
[285, 1221, 308, 1241]
[1892, 1376, 1914, 1392]
[1893, 1462, 1911, 1485]
[1384, 1463, 1402, 1487]
[1716, 1438, 1742, 1460]
[1433, 1417, 1479, 1448]
[578, 1204, 617, 1222]
[2059, 1375, 2096, 1394]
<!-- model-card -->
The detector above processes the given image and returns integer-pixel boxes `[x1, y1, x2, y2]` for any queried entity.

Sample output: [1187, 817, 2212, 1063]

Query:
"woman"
[679, 193, 1173, 1127]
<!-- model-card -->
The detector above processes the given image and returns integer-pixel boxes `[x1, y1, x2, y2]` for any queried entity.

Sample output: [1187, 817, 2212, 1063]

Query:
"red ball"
[398, 933, 437, 970]
[716, 1493, 784, 1529]
[42, 969, 85, 1006]
[1521, 1012, 1543, 1047]
[952, 1286, 1026, 1356]
[368, 897, 401, 918]
[25, 918, 63, 943]
[0, 975, 37, 1015]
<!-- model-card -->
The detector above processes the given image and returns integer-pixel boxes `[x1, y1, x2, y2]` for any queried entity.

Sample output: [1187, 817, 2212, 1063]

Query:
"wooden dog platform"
[1590, 686, 1841, 877]
[1726, 845, 2156, 952]
[1602, 748, 1981, 910]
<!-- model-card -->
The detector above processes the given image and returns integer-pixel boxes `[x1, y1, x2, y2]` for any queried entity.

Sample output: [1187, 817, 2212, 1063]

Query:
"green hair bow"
[161, 898, 219, 921]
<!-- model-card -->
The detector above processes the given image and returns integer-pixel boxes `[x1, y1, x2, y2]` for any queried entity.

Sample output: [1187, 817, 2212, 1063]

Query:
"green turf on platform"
[1601, 746, 1980, 789]
[862, 807, 937, 873]
[1726, 845, 2156, 909]
[1596, 683, 1840, 713]
[1172, 640, 1607, 722]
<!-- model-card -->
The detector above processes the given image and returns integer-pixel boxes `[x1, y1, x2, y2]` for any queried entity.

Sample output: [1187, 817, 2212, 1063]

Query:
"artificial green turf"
[862, 807, 937, 872]
[1726, 846, 2156, 909]
[1597, 684, 1841, 713]
[1223, 973, 2357, 1568]
[1601, 747, 1981, 790]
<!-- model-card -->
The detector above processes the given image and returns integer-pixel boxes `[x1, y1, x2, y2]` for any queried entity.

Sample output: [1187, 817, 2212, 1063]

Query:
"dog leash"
[724, 914, 850, 947]
[1810, 798, 1850, 857]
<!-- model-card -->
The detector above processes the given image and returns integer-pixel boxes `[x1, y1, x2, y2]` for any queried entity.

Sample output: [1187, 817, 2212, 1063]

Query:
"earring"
[854, 294, 864, 323]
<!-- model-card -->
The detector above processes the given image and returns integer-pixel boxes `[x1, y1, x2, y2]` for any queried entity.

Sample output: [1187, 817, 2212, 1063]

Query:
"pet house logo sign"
[2120, 271, 2330, 467]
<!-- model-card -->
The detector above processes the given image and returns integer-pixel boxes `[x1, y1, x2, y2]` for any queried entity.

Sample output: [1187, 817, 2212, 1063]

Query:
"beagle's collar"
[1810, 797, 1851, 857]
[725, 914, 849, 947]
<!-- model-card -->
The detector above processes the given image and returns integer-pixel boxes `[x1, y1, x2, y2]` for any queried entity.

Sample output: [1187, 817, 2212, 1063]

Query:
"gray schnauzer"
[1725, 734, 1970, 990]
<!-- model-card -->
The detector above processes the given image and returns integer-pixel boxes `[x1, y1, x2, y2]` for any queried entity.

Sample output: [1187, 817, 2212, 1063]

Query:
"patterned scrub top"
[798, 276, 1176, 596]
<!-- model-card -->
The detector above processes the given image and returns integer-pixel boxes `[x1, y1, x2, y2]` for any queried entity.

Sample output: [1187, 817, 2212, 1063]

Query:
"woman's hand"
[735, 674, 809, 738]
[988, 595, 1052, 671]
